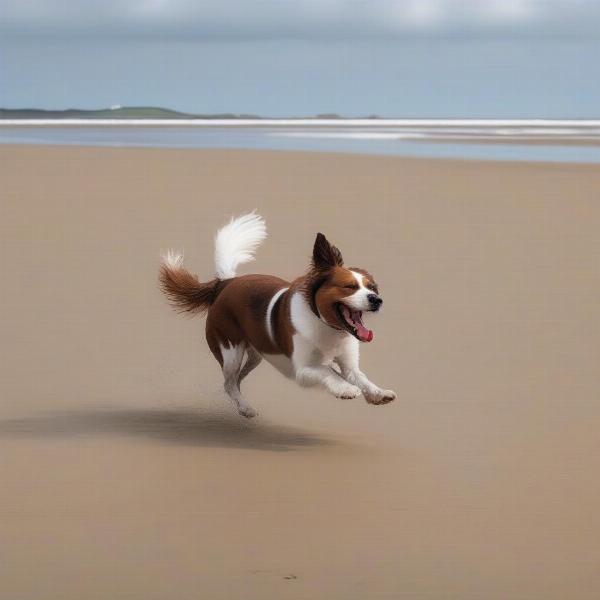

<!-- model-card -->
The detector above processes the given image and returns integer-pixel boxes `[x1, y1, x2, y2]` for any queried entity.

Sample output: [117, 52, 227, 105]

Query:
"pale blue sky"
[1, 0, 599, 116]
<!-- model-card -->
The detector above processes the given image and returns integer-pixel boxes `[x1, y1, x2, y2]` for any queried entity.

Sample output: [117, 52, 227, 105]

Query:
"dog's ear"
[312, 233, 344, 270]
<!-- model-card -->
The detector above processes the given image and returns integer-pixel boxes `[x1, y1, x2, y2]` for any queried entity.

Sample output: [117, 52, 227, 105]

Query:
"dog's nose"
[368, 294, 383, 310]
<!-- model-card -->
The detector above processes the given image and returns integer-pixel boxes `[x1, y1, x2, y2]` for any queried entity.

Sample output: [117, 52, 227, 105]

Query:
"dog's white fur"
[214, 211, 267, 279]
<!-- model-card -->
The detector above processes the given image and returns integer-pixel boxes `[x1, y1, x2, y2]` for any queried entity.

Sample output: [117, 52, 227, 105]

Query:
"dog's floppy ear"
[312, 232, 344, 270]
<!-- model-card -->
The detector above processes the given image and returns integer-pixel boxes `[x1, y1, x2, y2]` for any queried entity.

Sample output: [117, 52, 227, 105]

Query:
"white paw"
[238, 405, 258, 419]
[332, 383, 362, 399]
[365, 389, 397, 405]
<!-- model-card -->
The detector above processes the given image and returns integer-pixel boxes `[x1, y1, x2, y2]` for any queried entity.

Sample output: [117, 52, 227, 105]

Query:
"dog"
[159, 212, 396, 418]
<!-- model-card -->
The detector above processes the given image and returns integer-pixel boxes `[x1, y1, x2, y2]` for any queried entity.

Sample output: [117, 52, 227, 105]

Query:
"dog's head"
[304, 232, 383, 342]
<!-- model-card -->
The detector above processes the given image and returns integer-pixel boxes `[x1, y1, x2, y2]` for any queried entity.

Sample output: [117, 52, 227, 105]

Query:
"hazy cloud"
[2, 0, 599, 38]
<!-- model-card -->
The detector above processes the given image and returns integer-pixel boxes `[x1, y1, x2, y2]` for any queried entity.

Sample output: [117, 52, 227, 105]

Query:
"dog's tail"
[159, 250, 220, 314]
[159, 212, 267, 314]
[214, 211, 267, 279]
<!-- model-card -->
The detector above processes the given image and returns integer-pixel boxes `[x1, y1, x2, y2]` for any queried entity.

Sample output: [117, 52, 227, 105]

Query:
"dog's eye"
[344, 284, 359, 290]
[367, 284, 379, 293]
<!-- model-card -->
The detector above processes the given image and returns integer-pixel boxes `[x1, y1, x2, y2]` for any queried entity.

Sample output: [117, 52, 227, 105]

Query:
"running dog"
[159, 213, 396, 418]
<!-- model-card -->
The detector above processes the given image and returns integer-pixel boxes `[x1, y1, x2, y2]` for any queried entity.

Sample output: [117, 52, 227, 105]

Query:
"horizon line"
[2, 118, 600, 127]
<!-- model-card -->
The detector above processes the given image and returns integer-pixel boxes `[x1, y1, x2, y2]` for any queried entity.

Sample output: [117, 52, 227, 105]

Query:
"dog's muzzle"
[368, 294, 383, 311]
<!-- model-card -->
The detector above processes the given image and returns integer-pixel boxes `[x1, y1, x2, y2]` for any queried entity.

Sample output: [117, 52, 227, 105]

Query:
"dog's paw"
[238, 405, 258, 419]
[333, 383, 362, 399]
[365, 389, 397, 405]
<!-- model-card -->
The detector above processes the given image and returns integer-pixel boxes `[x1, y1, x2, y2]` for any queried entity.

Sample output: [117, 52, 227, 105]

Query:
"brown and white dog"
[159, 213, 396, 418]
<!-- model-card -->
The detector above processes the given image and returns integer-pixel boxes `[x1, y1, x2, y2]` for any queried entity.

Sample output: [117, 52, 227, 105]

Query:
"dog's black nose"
[368, 294, 383, 310]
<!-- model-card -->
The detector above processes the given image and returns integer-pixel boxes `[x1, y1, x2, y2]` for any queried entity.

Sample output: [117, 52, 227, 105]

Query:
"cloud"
[2, 0, 599, 38]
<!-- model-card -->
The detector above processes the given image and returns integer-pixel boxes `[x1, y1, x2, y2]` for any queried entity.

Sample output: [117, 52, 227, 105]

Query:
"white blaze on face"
[343, 270, 374, 311]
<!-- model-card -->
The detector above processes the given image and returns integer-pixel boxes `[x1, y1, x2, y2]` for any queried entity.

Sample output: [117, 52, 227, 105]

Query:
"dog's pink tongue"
[342, 305, 374, 342]
[356, 322, 373, 342]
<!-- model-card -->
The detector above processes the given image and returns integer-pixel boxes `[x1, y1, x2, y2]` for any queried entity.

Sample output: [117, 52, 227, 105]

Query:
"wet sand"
[1, 145, 599, 599]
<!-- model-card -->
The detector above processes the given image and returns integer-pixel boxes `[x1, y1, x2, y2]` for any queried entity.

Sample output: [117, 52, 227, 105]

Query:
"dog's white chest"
[289, 291, 348, 367]
[260, 292, 349, 381]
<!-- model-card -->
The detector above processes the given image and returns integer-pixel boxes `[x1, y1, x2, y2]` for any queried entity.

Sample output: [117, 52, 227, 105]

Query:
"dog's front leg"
[292, 340, 361, 399]
[295, 365, 362, 399]
[336, 340, 396, 405]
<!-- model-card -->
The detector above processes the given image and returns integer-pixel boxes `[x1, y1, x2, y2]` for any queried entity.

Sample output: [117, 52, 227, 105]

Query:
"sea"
[2, 119, 600, 163]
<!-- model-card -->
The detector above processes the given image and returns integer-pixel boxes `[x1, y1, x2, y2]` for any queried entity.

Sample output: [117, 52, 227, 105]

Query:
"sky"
[1, 0, 599, 117]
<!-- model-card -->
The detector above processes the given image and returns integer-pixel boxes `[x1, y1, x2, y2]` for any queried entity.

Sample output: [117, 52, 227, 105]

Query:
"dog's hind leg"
[238, 346, 262, 387]
[220, 343, 258, 419]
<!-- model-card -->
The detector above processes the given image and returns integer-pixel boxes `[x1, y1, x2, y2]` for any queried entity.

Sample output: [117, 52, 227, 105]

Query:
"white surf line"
[270, 131, 428, 140]
[271, 127, 600, 142]
[2, 119, 600, 127]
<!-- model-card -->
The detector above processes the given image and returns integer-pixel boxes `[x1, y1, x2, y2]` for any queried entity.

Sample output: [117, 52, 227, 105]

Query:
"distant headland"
[0, 106, 381, 120]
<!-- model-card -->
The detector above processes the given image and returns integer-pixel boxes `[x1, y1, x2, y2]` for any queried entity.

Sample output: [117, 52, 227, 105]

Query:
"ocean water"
[2, 121, 600, 163]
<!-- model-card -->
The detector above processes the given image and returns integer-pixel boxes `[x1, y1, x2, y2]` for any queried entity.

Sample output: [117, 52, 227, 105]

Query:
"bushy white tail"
[214, 212, 267, 279]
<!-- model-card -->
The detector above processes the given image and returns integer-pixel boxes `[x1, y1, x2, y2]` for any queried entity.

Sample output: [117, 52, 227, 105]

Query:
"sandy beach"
[1, 145, 599, 599]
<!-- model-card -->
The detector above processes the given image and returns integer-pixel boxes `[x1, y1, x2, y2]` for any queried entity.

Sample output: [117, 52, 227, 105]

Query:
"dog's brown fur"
[159, 233, 379, 365]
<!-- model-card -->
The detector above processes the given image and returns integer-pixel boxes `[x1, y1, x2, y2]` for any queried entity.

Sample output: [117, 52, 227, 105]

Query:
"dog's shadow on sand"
[0, 406, 334, 452]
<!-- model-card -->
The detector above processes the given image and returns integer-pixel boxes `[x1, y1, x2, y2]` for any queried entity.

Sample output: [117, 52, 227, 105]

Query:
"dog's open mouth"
[336, 303, 374, 342]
